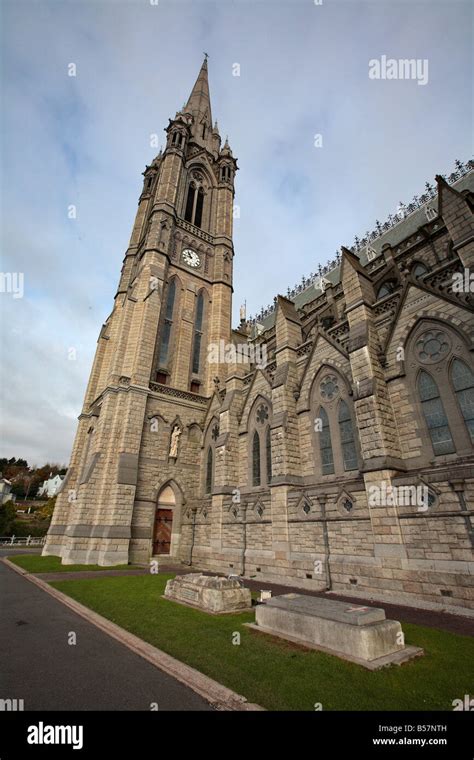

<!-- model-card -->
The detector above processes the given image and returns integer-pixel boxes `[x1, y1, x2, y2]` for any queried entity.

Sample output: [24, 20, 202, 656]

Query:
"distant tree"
[0, 459, 65, 499]
[11, 473, 39, 500]
[0, 501, 16, 534]
[35, 496, 56, 521]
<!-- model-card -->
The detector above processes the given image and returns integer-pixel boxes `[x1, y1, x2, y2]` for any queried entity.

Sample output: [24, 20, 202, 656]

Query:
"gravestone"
[250, 594, 423, 669]
[164, 573, 252, 613]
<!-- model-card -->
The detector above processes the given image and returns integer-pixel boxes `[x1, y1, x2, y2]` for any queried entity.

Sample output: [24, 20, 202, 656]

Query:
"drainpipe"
[319, 495, 332, 591]
[188, 508, 197, 566]
[241, 504, 248, 577]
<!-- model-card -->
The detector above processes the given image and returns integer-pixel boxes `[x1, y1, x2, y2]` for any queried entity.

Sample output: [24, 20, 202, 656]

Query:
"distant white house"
[0, 477, 13, 505]
[38, 474, 64, 498]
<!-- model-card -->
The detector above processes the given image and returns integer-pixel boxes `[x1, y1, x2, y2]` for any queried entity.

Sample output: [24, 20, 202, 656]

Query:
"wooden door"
[153, 508, 173, 555]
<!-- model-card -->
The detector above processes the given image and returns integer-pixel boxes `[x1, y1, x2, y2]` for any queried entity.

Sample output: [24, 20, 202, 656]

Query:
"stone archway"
[153, 485, 175, 555]
[152, 482, 183, 557]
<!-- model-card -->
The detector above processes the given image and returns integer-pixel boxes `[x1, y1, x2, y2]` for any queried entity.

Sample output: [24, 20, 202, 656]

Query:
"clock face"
[182, 248, 201, 268]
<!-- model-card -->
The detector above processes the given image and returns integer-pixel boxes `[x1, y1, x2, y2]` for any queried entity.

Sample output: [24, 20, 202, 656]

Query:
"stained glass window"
[452, 359, 474, 442]
[320, 375, 339, 400]
[206, 447, 213, 494]
[338, 400, 358, 471]
[418, 371, 455, 455]
[413, 262, 428, 279]
[377, 280, 397, 299]
[319, 407, 334, 475]
[252, 431, 261, 486]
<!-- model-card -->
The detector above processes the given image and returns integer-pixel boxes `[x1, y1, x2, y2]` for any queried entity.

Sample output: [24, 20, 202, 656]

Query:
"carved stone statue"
[169, 425, 181, 458]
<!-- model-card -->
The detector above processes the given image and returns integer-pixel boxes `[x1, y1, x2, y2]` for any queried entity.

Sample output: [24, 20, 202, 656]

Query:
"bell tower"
[119, 55, 238, 397]
[43, 57, 238, 565]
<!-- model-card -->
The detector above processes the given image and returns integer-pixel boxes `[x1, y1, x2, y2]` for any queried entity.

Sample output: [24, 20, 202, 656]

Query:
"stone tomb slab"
[249, 594, 423, 670]
[164, 573, 252, 614]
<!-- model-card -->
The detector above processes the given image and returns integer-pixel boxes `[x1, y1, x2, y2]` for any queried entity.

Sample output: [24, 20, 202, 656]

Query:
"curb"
[2, 558, 264, 712]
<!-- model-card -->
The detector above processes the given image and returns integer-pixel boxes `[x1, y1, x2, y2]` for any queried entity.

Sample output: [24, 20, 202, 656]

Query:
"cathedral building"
[44, 58, 474, 613]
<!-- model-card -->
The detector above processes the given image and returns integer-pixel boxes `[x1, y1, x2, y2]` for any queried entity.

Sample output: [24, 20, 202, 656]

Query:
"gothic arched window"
[192, 291, 204, 374]
[206, 447, 213, 494]
[452, 359, 474, 442]
[194, 188, 204, 228]
[310, 369, 359, 477]
[418, 370, 455, 455]
[319, 407, 335, 475]
[158, 279, 176, 368]
[184, 183, 195, 222]
[377, 280, 397, 299]
[247, 397, 273, 488]
[252, 431, 261, 486]
[406, 322, 474, 459]
[412, 262, 428, 279]
[172, 131, 183, 147]
[338, 400, 357, 471]
[266, 426, 272, 484]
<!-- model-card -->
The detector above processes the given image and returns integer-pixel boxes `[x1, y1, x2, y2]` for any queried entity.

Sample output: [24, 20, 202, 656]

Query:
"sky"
[0, 0, 472, 466]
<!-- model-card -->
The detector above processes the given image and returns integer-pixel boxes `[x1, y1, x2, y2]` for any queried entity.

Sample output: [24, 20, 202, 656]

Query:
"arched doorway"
[153, 485, 175, 555]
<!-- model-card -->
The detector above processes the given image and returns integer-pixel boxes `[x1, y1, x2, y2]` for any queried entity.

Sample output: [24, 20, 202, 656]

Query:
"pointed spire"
[221, 136, 233, 157]
[185, 56, 212, 126]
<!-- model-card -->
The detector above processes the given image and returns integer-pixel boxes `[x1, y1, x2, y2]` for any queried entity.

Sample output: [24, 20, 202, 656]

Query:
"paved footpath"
[0, 552, 213, 711]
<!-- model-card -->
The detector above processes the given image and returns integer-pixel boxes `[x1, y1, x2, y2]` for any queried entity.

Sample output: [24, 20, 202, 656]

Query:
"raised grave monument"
[164, 573, 252, 613]
[250, 594, 423, 669]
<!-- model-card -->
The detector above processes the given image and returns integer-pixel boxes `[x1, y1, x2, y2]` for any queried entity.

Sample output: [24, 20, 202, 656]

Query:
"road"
[0, 550, 212, 711]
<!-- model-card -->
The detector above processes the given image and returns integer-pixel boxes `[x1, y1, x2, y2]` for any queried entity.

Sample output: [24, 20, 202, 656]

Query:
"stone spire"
[185, 56, 213, 127]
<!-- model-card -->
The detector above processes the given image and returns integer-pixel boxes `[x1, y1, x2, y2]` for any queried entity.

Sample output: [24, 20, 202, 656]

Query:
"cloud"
[0, 0, 471, 463]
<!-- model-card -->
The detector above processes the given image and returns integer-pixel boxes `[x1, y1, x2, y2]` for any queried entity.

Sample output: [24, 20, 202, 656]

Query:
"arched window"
[266, 427, 272, 484]
[321, 315, 335, 330]
[158, 279, 176, 367]
[311, 370, 359, 476]
[194, 188, 204, 228]
[252, 431, 261, 486]
[184, 181, 205, 228]
[418, 371, 455, 455]
[412, 262, 428, 279]
[184, 183, 195, 222]
[319, 407, 334, 475]
[191, 292, 204, 375]
[377, 280, 397, 299]
[206, 447, 213, 494]
[338, 401, 357, 471]
[452, 359, 474, 442]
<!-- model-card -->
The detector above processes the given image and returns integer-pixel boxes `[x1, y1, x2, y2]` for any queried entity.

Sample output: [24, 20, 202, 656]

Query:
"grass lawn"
[8, 554, 133, 574]
[51, 573, 474, 711]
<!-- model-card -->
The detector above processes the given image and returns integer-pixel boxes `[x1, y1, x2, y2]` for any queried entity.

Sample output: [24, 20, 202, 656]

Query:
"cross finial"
[204, 52, 209, 60]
